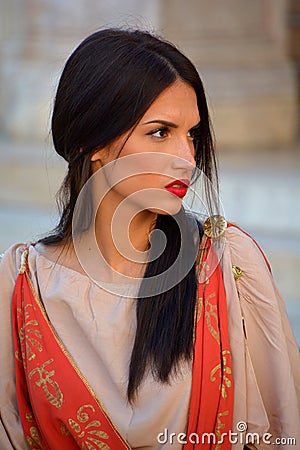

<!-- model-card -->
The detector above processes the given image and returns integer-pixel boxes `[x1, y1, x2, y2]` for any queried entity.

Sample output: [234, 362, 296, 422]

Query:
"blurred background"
[0, 0, 299, 341]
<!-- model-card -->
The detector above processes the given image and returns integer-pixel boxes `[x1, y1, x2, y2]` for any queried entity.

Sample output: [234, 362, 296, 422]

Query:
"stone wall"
[161, 0, 298, 150]
[288, 0, 300, 133]
[0, 0, 298, 150]
[0, 0, 159, 142]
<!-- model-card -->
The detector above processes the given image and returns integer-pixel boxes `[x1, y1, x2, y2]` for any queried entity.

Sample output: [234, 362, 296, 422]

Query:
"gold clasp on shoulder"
[203, 215, 227, 239]
[19, 248, 29, 274]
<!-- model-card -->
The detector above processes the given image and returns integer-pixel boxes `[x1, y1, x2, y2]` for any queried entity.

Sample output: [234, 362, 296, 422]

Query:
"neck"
[95, 198, 156, 278]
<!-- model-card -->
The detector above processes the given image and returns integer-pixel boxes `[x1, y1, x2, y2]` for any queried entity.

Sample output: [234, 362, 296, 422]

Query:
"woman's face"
[91, 80, 200, 216]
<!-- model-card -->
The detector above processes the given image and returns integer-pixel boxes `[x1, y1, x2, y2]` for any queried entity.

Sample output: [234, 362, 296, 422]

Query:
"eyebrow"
[142, 120, 178, 128]
[142, 119, 201, 129]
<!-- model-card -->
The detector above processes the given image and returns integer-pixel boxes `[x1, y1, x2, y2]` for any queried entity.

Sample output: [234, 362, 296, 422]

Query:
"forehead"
[141, 80, 200, 124]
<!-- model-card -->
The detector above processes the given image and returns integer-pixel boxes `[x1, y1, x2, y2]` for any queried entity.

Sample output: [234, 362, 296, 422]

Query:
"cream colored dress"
[0, 226, 299, 450]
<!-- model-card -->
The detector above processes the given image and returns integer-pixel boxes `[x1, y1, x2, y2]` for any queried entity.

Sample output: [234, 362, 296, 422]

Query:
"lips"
[165, 179, 190, 198]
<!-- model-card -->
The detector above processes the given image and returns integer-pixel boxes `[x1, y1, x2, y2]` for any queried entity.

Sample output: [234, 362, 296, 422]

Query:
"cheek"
[110, 174, 182, 216]
[102, 153, 178, 201]
[113, 174, 165, 196]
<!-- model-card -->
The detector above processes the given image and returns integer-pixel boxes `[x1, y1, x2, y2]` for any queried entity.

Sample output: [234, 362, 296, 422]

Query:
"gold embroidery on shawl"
[195, 296, 203, 323]
[26, 412, 35, 422]
[29, 359, 63, 408]
[205, 293, 220, 344]
[23, 260, 131, 449]
[214, 410, 229, 450]
[61, 423, 71, 436]
[68, 404, 110, 450]
[15, 303, 43, 366]
[26, 426, 44, 449]
[210, 350, 232, 399]
[194, 237, 208, 328]
[197, 260, 210, 285]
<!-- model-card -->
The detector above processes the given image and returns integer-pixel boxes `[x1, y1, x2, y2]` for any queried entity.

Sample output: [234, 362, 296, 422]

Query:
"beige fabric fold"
[223, 226, 300, 450]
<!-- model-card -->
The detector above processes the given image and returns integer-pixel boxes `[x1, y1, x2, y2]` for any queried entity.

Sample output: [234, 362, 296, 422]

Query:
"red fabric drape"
[12, 248, 130, 450]
[185, 237, 234, 449]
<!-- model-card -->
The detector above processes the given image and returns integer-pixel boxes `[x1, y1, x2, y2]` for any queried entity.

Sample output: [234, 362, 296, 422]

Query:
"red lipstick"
[165, 179, 190, 198]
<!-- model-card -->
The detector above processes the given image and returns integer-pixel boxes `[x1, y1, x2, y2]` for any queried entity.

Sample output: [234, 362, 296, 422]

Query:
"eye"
[187, 125, 201, 141]
[148, 126, 169, 139]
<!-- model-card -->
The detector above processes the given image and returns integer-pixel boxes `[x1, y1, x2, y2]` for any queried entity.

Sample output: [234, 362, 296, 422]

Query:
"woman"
[0, 28, 299, 450]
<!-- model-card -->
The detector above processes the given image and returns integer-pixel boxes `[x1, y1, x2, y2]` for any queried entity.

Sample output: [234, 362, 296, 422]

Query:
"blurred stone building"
[0, 0, 299, 148]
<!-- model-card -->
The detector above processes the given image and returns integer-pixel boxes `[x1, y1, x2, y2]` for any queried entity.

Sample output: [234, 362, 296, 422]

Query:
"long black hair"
[40, 28, 218, 401]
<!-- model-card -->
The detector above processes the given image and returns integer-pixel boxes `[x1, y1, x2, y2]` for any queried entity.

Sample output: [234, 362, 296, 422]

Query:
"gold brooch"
[232, 265, 243, 280]
[203, 215, 227, 239]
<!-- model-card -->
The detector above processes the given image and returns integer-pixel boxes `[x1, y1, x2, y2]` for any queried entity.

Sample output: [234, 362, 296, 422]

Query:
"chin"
[147, 199, 183, 216]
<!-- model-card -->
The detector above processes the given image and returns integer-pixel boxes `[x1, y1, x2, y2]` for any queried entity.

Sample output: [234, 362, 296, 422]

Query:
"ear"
[90, 148, 104, 162]
[91, 140, 117, 167]
[89, 148, 108, 174]
[90, 147, 113, 173]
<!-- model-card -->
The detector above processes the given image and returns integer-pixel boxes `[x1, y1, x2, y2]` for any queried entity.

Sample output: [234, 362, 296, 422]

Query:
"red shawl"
[12, 235, 234, 449]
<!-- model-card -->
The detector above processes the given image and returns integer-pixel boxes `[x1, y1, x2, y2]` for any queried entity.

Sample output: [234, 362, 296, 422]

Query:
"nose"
[171, 156, 195, 181]
[171, 140, 196, 175]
